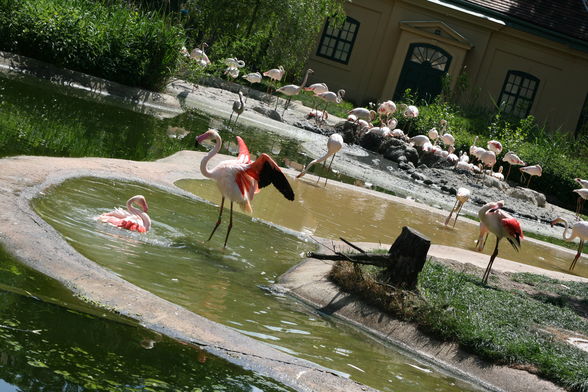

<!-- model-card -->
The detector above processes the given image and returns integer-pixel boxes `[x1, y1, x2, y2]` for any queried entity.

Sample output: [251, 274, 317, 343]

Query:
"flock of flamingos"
[97, 45, 588, 283]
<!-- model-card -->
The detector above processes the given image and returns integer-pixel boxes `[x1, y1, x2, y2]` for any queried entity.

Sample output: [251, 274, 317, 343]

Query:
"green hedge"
[0, 0, 184, 91]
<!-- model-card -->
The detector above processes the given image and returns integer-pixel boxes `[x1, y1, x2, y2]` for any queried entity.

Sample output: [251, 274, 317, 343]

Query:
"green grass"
[330, 260, 588, 392]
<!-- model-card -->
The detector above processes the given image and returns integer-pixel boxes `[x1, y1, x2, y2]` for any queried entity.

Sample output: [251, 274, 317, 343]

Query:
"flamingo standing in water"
[297, 133, 344, 186]
[97, 195, 151, 233]
[475, 200, 524, 284]
[444, 187, 471, 227]
[195, 129, 295, 247]
[229, 91, 245, 126]
[551, 217, 588, 270]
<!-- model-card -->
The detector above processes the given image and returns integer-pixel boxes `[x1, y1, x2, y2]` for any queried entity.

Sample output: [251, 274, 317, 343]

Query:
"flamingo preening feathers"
[196, 129, 295, 247]
[475, 201, 524, 284]
[97, 195, 151, 233]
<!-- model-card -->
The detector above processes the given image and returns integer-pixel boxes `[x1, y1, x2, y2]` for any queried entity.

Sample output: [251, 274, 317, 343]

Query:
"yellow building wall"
[307, 0, 588, 133]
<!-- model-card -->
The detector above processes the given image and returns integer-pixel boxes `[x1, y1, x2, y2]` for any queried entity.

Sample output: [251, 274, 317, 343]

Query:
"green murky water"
[33, 177, 483, 392]
[0, 248, 293, 391]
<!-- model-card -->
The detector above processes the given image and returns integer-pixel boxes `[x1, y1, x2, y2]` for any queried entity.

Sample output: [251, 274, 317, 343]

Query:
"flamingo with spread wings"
[196, 129, 295, 247]
[97, 195, 151, 233]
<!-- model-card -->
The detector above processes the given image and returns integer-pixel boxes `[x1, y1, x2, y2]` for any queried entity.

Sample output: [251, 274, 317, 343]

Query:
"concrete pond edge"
[274, 245, 567, 392]
[0, 154, 377, 392]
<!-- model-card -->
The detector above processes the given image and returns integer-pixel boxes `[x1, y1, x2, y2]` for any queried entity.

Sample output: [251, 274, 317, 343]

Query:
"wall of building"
[307, 0, 588, 133]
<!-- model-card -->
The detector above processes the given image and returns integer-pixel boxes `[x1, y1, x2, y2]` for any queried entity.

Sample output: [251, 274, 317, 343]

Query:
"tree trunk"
[380, 226, 430, 290]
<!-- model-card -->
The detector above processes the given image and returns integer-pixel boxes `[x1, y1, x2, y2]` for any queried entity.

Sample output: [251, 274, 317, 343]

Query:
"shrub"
[0, 0, 184, 91]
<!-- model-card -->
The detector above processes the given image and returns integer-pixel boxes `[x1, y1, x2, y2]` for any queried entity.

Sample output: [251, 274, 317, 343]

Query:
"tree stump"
[380, 226, 431, 290]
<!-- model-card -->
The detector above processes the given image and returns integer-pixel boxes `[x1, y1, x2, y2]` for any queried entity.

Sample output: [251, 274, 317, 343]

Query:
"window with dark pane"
[316, 17, 359, 64]
[498, 71, 539, 118]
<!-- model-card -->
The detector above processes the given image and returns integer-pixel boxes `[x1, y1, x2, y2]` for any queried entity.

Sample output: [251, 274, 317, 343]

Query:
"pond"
[177, 176, 588, 277]
[32, 177, 483, 392]
[0, 247, 294, 391]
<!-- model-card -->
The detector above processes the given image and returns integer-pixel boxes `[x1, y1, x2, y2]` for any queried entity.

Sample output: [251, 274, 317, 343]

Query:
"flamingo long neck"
[558, 218, 574, 241]
[127, 200, 151, 230]
[336, 90, 343, 102]
[301, 151, 333, 176]
[200, 134, 222, 179]
[300, 70, 311, 89]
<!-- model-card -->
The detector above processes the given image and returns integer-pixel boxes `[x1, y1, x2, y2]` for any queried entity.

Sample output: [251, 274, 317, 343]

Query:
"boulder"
[360, 132, 384, 152]
[253, 106, 282, 122]
[506, 186, 547, 207]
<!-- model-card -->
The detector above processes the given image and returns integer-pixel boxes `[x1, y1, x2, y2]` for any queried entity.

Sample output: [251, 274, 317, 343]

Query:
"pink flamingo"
[196, 129, 295, 247]
[551, 217, 588, 270]
[475, 201, 524, 284]
[97, 195, 151, 233]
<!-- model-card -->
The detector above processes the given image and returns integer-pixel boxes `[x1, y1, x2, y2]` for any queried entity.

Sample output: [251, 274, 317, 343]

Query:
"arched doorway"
[394, 43, 452, 102]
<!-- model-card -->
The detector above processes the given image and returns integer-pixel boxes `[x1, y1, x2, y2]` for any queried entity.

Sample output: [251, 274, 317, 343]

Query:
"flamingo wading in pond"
[196, 129, 295, 247]
[229, 91, 245, 126]
[297, 133, 344, 186]
[97, 195, 151, 233]
[550, 217, 588, 270]
[475, 201, 523, 284]
[444, 187, 471, 227]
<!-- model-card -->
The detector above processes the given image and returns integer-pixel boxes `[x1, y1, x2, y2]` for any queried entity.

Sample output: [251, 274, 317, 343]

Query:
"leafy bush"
[0, 0, 184, 90]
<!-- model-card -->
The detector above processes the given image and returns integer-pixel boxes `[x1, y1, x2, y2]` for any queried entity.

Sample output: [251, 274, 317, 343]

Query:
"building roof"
[450, 0, 588, 44]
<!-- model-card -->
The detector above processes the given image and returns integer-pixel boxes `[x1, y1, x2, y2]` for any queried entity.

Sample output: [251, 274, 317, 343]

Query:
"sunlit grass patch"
[330, 259, 588, 391]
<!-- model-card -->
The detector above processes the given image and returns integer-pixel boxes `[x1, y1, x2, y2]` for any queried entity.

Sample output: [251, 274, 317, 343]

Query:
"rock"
[418, 164, 428, 170]
[253, 106, 282, 122]
[293, 120, 327, 135]
[411, 172, 427, 182]
[404, 147, 419, 165]
[382, 147, 405, 163]
[335, 121, 360, 144]
[507, 187, 547, 207]
[360, 132, 384, 152]
[440, 185, 457, 195]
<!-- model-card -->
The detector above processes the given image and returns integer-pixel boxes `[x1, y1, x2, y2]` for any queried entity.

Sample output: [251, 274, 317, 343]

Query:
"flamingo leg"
[208, 197, 225, 241]
[444, 199, 459, 226]
[315, 161, 326, 185]
[234, 113, 241, 126]
[482, 237, 501, 284]
[229, 111, 234, 125]
[223, 201, 234, 248]
[527, 176, 532, 188]
[505, 165, 512, 181]
[569, 240, 584, 271]
[452, 201, 464, 228]
[282, 97, 291, 116]
[323, 153, 337, 187]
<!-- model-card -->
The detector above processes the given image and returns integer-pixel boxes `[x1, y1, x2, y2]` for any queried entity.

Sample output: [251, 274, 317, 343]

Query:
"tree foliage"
[180, 0, 345, 80]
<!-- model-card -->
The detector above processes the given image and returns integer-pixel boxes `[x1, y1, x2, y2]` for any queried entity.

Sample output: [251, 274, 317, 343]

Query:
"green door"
[394, 43, 452, 102]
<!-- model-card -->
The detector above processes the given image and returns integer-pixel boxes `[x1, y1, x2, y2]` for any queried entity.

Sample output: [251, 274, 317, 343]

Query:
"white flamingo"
[263, 65, 285, 94]
[242, 72, 262, 103]
[229, 91, 245, 125]
[574, 189, 588, 218]
[297, 133, 344, 186]
[275, 68, 314, 113]
[190, 43, 211, 67]
[487, 140, 503, 155]
[519, 165, 542, 187]
[502, 151, 526, 180]
[444, 187, 471, 227]
[551, 217, 588, 270]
